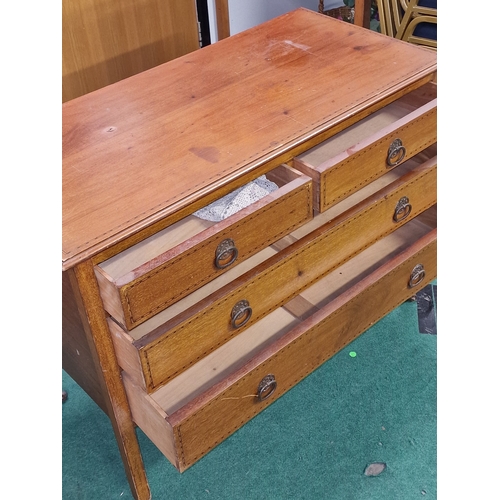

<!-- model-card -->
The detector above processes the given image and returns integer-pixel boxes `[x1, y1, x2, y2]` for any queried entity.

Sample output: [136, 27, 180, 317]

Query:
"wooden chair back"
[378, 0, 437, 49]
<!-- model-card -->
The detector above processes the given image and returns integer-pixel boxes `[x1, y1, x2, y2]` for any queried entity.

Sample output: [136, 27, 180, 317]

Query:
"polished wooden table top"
[62, 8, 436, 270]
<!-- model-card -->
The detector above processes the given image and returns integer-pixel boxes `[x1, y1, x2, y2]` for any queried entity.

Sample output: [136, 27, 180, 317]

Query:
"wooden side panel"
[140, 159, 437, 391]
[94, 267, 127, 328]
[62, 270, 107, 413]
[62, 0, 200, 102]
[122, 373, 179, 469]
[291, 159, 322, 213]
[171, 230, 437, 471]
[108, 319, 146, 388]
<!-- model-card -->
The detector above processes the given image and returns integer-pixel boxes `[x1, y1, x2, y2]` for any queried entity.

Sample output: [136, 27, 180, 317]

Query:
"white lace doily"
[193, 175, 279, 222]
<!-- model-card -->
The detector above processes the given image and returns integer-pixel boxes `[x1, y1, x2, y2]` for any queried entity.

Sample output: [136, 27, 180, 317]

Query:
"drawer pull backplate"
[215, 238, 239, 269]
[230, 300, 252, 329]
[257, 374, 277, 401]
[393, 196, 412, 223]
[408, 264, 426, 288]
[386, 138, 406, 167]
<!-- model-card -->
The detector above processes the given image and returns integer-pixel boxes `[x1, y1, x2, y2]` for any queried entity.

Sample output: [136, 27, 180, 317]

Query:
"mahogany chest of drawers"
[62, 8, 437, 499]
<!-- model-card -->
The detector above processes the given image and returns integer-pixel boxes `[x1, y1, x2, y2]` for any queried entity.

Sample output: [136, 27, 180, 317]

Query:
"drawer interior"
[149, 206, 437, 417]
[296, 82, 437, 169]
[288, 206, 437, 318]
[97, 164, 304, 279]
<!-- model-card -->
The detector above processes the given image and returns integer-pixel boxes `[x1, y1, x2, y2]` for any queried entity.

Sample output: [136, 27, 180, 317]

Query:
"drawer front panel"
[97, 172, 313, 331]
[139, 159, 437, 391]
[320, 102, 436, 211]
[171, 231, 437, 470]
[294, 94, 437, 213]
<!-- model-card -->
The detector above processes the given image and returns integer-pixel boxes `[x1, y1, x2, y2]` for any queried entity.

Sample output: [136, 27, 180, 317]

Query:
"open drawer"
[109, 148, 436, 394]
[293, 81, 437, 213]
[94, 164, 313, 330]
[122, 207, 437, 472]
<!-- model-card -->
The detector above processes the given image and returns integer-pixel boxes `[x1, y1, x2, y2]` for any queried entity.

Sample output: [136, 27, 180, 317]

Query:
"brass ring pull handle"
[386, 138, 406, 167]
[257, 374, 277, 401]
[393, 196, 412, 223]
[408, 264, 426, 288]
[230, 300, 252, 329]
[215, 238, 239, 269]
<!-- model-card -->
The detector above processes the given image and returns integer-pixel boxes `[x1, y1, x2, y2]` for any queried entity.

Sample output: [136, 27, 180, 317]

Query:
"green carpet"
[62, 291, 436, 499]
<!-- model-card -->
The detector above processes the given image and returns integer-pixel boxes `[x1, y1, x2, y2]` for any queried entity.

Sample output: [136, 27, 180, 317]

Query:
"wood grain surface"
[62, 0, 200, 102]
[63, 8, 437, 270]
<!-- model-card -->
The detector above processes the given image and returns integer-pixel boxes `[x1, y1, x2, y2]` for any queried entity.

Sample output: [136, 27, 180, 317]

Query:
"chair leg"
[354, 0, 372, 28]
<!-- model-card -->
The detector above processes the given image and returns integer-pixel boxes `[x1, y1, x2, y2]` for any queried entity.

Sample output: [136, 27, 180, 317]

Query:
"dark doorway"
[196, 0, 211, 46]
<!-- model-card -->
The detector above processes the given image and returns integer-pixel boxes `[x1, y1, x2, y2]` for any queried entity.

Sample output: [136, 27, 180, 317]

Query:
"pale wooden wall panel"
[62, 0, 200, 102]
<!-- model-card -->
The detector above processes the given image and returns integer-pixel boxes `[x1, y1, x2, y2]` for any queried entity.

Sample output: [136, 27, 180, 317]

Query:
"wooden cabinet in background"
[62, 0, 200, 102]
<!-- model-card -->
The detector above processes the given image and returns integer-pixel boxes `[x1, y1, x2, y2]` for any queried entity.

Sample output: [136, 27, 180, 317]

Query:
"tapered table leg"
[71, 260, 151, 500]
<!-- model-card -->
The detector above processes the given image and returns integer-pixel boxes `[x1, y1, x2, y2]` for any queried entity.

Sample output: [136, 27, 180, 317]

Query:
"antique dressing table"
[62, 9, 437, 499]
